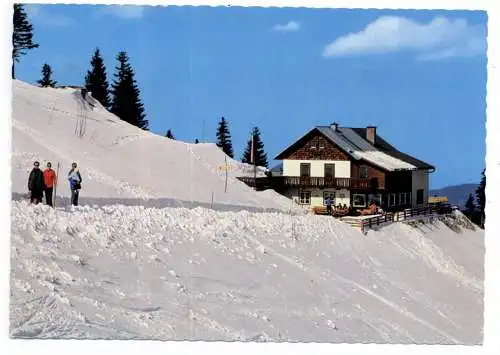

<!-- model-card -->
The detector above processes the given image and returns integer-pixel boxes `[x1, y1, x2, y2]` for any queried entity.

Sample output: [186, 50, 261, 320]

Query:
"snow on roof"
[317, 126, 417, 171]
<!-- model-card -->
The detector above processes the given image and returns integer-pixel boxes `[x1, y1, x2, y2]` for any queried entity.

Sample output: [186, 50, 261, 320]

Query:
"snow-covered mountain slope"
[11, 80, 286, 211]
[10, 202, 483, 343]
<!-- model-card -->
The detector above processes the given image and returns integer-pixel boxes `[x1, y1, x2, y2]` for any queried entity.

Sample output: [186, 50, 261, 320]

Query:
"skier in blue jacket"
[68, 162, 82, 206]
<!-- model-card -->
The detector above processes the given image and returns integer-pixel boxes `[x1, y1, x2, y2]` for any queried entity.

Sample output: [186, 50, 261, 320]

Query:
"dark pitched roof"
[274, 125, 435, 172]
[274, 128, 323, 160]
[350, 128, 435, 171]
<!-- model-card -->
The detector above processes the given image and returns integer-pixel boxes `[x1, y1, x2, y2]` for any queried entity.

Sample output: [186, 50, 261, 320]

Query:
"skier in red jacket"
[43, 162, 57, 207]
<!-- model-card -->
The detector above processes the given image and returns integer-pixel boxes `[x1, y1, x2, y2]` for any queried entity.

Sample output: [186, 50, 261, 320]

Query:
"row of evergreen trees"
[462, 169, 486, 228]
[35, 49, 149, 130]
[165, 117, 269, 168]
[14, 4, 149, 130]
[14, 4, 270, 167]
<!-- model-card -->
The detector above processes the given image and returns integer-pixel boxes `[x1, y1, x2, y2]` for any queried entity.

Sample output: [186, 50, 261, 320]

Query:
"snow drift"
[10, 80, 484, 344]
[11, 80, 289, 212]
[10, 202, 483, 343]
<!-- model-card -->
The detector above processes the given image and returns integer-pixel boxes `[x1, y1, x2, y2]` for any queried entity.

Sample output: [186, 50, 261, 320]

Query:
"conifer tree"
[464, 193, 475, 217]
[37, 63, 57, 87]
[85, 48, 110, 108]
[475, 169, 486, 228]
[241, 126, 268, 168]
[110, 51, 148, 130]
[165, 129, 174, 139]
[195, 138, 199, 144]
[215, 116, 234, 158]
[12, 4, 39, 79]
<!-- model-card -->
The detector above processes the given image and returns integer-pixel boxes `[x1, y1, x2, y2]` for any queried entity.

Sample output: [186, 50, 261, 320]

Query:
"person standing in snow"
[43, 162, 57, 207]
[325, 196, 333, 215]
[28, 161, 45, 204]
[68, 162, 82, 206]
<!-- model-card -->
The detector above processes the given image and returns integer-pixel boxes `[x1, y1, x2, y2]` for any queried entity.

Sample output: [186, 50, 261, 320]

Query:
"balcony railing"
[235, 176, 382, 191]
[283, 176, 377, 189]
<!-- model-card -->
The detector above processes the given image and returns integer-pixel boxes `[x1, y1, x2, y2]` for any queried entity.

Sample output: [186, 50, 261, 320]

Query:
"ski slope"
[10, 80, 484, 343]
[11, 80, 289, 212]
[10, 202, 483, 343]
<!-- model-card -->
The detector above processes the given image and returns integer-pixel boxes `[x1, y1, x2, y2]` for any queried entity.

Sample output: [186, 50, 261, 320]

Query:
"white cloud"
[98, 5, 145, 20]
[323, 16, 486, 61]
[25, 4, 75, 27]
[273, 21, 301, 32]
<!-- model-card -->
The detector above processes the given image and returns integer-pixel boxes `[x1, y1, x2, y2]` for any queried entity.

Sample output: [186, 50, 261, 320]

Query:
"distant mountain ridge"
[430, 183, 478, 208]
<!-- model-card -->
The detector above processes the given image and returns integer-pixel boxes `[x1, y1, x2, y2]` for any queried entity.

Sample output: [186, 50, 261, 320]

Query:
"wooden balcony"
[283, 176, 378, 189]
[235, 175, 382, 191]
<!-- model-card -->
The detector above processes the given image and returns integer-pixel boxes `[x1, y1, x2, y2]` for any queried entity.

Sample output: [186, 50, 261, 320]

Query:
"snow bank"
[10, 201, 483, 343]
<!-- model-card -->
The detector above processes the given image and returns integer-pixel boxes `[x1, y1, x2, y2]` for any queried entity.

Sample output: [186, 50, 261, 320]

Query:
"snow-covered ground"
[10, 80, 484, 343]
[11, 80, 290, 212]
[10, 202, 483, 343]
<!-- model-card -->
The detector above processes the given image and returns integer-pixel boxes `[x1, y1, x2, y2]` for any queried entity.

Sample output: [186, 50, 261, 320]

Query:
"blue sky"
[16, 4, 487, 189]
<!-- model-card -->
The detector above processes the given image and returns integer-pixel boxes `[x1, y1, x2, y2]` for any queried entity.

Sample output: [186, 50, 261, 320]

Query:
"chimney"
[330, 122, 339, 132]
[366, 126, 376, 145]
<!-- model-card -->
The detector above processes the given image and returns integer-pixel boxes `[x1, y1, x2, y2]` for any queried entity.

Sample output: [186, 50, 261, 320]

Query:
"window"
[300, 163, 311, 177]
[324, 164, 335, 178]
[310, 139, 320, 150]
[399, 193, 406, 205]
[389, 194, 396, 207]
[416, 189, 424, 205]
[359, 165, 369, 179]
[353, 194, 367, 208]
[368, 194, 382, 206]
[299, 190, 311, 205]
[323, 191, 335, 205]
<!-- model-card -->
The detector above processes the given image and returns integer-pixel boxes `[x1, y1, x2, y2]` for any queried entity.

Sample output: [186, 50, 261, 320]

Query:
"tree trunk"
[12, 61, 15, 79]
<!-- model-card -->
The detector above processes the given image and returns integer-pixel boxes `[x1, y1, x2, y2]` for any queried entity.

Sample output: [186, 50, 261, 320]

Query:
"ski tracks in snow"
[12, 119, 156, 200]
[234, 216, 464, 344]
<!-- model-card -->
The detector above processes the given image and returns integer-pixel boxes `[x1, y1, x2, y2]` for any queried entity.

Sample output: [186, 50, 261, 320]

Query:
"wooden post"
[224, 156, 228, 193]
[52, 162, 60, 208]
[210, 190, 214, 209]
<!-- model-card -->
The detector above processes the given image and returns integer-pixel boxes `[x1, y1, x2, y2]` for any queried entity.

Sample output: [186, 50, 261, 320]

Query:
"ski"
[53, 161, 60, 208]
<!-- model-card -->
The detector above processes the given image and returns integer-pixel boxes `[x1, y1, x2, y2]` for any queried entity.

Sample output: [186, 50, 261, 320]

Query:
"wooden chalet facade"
[269, 123, 435, 211]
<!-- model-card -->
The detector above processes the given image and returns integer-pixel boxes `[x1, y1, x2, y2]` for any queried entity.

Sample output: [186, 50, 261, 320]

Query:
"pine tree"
[194, 138, 199, 144]
[464, 193, 475, 217]
[85, 48, 110, 108]
[215, 116, 234, 158]
[475, 169, 486, 228]
[241, 126, 268, 168]
[12, 4, 39, 79]
[110, 51, 148, 130]
[36, 63, 57, 87]
[165, 129, 174, 139]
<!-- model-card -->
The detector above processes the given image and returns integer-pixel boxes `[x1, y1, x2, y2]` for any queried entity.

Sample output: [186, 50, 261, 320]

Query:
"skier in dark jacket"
[68, 162, 82, 206]
[28, 161, 45, 204]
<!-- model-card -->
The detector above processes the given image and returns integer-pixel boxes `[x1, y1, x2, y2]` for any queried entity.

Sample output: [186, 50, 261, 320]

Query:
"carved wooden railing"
[236, 176, 382, 191]
[283, 176, 374, 189]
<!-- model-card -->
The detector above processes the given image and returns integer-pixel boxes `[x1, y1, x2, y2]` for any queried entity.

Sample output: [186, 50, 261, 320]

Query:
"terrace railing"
[359, 205, 456, 233]
[283, 176, 373, 189]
